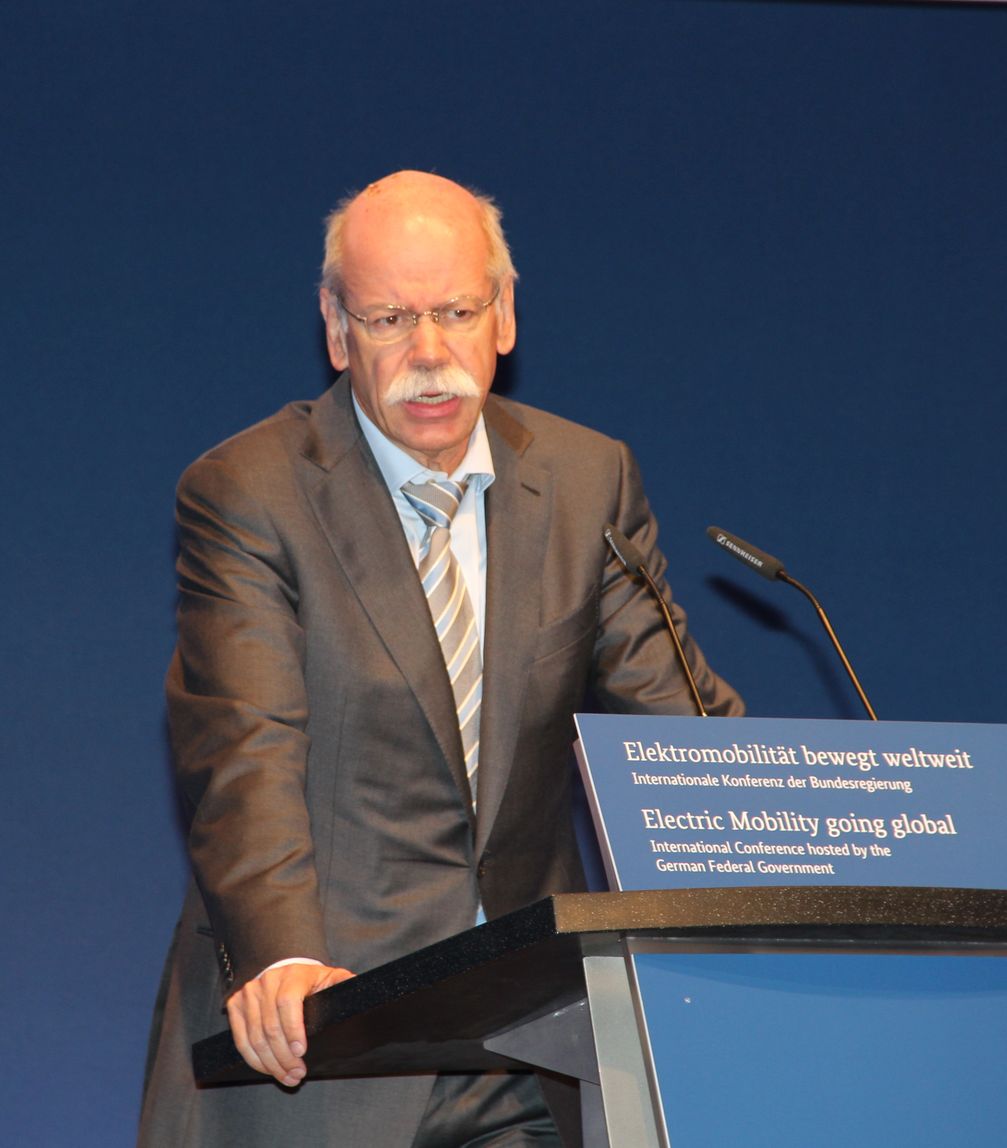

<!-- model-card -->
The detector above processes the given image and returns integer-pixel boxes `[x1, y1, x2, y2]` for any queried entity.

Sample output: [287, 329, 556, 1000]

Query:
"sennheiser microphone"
[603, 524, 708, 717]
[705, 527, 785, 581]
[706, 525, 878, 720]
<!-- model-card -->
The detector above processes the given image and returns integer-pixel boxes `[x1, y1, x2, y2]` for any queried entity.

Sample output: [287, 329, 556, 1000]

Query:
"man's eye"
[371, 312, 406, 330]
[447, 307, 475, 322]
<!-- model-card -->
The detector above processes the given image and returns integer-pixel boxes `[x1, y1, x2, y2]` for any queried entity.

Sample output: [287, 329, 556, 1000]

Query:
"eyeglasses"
[337, 285, 500, 344]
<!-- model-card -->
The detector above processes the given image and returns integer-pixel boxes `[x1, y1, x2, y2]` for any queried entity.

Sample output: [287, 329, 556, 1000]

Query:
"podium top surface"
[193, 886, 1007, 1084]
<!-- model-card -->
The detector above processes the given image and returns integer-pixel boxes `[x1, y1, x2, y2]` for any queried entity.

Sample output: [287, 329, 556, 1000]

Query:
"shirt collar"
[352, 389, 495, 492]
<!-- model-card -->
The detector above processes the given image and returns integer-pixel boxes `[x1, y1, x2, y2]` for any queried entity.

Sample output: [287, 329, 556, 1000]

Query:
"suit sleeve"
[166, 455, 331, 991]
[590, 440, 744, 717]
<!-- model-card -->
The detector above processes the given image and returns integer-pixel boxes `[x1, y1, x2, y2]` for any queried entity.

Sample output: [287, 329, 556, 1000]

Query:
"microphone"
[706, 526, 878, 720]
[705, 528, 784, 581]
[603, 524, 708, 717]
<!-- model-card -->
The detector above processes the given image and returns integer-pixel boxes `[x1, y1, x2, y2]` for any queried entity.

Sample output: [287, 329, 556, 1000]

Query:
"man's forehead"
[339, 177, 490, 299]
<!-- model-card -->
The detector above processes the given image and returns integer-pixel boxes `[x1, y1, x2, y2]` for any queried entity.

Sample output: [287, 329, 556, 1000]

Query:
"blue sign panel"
[574, 715, 1007, 890]
[630, 948, 1007, 1148]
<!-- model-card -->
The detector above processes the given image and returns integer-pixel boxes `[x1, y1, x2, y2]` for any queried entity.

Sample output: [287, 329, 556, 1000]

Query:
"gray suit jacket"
[138, 379, 742, 1146]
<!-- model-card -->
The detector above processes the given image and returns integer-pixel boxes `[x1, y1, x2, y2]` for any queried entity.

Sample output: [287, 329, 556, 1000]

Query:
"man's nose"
[406, 313, 450, 366]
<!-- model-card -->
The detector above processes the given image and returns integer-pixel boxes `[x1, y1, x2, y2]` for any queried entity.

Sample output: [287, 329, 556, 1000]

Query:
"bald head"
[344, 170, 484, 242]
[321, 171, 516, 296]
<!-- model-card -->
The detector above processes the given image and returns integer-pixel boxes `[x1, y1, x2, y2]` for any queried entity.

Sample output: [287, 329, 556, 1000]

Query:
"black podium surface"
[193, 885, 1007, 1086]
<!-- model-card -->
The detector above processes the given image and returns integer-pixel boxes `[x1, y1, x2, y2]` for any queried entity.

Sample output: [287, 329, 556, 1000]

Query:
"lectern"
[197, 715, 1007, 1145]
[193, 886, 1007, 1147]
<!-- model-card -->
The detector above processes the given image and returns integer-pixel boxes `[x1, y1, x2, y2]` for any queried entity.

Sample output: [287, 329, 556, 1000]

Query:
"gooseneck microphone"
[604, 524, 708, 717]
[706, 526, 878, 721]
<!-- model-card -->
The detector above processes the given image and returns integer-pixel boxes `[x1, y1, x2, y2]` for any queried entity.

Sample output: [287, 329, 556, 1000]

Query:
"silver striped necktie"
[401, 478, 482, 812]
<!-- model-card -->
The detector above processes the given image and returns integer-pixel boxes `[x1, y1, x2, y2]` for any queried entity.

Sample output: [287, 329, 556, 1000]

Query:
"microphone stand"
[604, 524, 708, 717]
[778, 571, 878, 721]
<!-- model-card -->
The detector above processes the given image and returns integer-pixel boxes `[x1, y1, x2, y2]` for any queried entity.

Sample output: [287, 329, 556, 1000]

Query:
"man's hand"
[226, 962, 355, 1086]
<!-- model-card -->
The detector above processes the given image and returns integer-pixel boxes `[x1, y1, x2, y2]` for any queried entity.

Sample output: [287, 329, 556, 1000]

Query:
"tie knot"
[402, 478, 468, 530]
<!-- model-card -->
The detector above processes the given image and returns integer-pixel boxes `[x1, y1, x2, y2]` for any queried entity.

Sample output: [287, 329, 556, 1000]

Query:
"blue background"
[2, 2, 1005, 1143]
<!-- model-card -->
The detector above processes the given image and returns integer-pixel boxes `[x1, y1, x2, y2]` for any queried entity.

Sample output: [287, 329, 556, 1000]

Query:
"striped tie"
[402, 479, 482, 812]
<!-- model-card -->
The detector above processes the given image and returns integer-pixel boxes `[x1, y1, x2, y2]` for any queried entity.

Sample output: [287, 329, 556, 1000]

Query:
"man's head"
[319, 171, 517, 474]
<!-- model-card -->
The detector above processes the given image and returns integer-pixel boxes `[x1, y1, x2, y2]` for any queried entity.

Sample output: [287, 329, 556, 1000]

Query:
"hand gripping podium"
[194, 716, 1007, 1145]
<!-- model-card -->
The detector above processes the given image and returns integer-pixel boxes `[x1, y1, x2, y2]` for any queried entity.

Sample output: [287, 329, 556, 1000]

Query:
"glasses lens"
[438, 298, 486, 332]
[365, 309, 413, 343]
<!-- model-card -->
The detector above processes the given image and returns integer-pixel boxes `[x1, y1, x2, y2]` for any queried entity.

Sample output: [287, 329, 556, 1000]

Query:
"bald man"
[138, 171, 742, 1147]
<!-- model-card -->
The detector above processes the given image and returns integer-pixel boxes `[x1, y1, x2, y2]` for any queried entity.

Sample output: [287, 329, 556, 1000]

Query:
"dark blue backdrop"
[3, 2, 1005, 1143]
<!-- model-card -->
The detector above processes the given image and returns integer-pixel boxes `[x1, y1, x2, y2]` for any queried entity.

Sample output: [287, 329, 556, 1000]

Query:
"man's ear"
[319, 288, 349, 371]
[495, 279, 517, 355]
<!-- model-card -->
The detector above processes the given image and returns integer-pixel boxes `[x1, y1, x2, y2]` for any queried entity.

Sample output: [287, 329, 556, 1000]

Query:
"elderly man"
[138, 171, 742, 1147]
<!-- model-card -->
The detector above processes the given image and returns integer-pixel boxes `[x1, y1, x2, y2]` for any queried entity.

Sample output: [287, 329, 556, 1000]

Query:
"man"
[139, 171, 742, 1147]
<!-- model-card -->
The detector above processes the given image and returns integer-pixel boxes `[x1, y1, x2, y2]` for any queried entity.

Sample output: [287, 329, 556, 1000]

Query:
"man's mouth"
[409, 392, 457, 405]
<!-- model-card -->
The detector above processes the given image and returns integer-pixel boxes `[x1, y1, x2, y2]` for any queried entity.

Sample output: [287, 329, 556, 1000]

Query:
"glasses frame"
[337, 284, 501, 343]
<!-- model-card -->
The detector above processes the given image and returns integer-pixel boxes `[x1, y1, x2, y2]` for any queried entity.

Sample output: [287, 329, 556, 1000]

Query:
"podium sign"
[574, 714, 1007, 892]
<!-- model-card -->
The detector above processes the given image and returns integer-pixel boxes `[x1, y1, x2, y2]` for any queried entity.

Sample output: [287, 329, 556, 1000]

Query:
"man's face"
[320, 187, 515, 474]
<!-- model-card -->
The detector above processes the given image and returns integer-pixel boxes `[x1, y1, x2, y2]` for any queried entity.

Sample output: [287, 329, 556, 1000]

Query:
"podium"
[195, 716, 1007, 1144]
[193, 886, 1007, 1147]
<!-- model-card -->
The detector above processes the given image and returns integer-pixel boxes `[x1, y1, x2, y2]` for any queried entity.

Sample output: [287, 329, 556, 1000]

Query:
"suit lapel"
[476, 398, 551, 855]
[300, 381, 475, 821]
